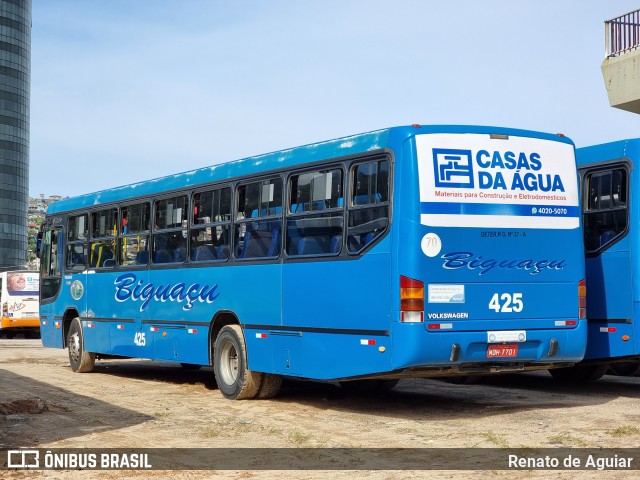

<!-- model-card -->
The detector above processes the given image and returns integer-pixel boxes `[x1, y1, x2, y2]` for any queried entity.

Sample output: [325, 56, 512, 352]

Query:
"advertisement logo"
[416, 133, 580, 229]
[433, 148, 475, 188]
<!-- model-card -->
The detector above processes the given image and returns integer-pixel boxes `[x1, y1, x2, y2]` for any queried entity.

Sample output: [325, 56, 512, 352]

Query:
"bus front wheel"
[213, 325, 262, 400]
[67, 318, 95, 373]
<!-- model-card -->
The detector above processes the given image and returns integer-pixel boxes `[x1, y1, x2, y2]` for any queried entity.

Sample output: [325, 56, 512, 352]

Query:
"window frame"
[285, 165, 345, 257]
[234, 176, 284, 260]
[89, 207, 119, 269]
[190, 185, 233, 263]
[346, 156, 392, 254]
[580, 160, 630, 257]
[119, 201, 151, 268]
[152, 194, 190, 265]
[65, 213, 89, 272]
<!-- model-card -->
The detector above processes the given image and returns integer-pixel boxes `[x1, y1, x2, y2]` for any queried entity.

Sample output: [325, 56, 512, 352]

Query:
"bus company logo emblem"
[114, 273, 220, 312]
[70, 280, 84, 300]
[432, 148, 474, 188]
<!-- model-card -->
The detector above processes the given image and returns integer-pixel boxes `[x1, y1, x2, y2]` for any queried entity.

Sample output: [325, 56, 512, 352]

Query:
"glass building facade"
[0, 0, 30, 271]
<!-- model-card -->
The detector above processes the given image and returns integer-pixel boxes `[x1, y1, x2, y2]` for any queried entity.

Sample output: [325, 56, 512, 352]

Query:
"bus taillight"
[400, 276, 424, 323]
[578, 279, 586, 319]
[2, 302, 6, 316]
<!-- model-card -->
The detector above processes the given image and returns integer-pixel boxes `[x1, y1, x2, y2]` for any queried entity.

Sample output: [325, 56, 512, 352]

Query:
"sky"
[30, 0, 640, 198]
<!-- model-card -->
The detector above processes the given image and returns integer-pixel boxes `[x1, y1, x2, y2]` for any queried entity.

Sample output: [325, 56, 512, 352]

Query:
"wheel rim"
[69, 331, 80, 363]
[219, 340, 239, 386]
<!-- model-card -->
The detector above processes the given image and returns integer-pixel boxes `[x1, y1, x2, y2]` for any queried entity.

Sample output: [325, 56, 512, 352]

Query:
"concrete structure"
[0, 0, 30, 271]
[602, 9, 640, 114]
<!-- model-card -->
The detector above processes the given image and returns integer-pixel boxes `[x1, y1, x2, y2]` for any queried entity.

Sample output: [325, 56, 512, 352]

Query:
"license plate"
[487, 344, 518, 358]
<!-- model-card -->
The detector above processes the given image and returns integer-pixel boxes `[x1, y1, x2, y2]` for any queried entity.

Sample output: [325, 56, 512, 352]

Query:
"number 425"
[489, 293, 523, 313]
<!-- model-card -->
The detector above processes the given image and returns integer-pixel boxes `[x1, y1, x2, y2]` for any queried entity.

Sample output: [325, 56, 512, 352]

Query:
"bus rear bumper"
[390, 320, 588, 372]
[1, 316, 40, 329]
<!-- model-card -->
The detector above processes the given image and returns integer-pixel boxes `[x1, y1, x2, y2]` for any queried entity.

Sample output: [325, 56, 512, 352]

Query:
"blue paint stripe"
[421, 202, 580, 217]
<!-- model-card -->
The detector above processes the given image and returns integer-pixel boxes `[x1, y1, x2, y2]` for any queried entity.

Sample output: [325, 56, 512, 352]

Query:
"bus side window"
[90, 208, 118, 268]
[66, 214, 88, 271]
[41, 228, 62, 301]
[191, 187, 231, 262]
[347, 159, 390, 253]
[153, 196, 188, 264]
[286, 168, 343, 257]
[235, 179, 282, 259]
[583, 167, 628, 253]
[120, 202, 151, 266]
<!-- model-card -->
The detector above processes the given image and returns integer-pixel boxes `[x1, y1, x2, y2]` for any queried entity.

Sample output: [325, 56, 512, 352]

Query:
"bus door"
[581, 164, 634, 359]
[39, 221, 64, 348]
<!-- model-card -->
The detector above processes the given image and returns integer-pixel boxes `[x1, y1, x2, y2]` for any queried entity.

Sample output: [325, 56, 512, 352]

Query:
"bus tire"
[439, 375, 484, 385]
[548, 364, 608, 382]
[609, 362, 640, 376]
[180, 363, 202, 370]
[67, 318, 95, 373]
[256, 373, 283, 399]
[340, 379, 399, 393]
[214, 325, 261, 400]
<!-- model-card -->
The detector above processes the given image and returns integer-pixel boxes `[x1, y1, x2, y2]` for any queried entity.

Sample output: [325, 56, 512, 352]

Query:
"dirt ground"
[2, 339, 640, 480]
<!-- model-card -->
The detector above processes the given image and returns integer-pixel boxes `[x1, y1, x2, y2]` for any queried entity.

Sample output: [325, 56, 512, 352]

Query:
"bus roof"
[576, 138, 640, 167]
[47, 124, 574, 214]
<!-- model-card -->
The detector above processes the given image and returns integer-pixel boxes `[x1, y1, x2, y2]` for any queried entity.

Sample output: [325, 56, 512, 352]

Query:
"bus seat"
[192, 245, 216, 261]
[364, 231, 376, 246]
[70, 250, 85, 266]
[353, 194, 369, 205]
[347, 235, 362, 251]
[287, 225, 302, 256]
[298, 236, 330, 255]
[135, 251, 149, 265]
[330, 235, 342, 253]
[600, 230, 617, 246]
[242, 225, 280, 258]
[173, 247, 187, 262]
[217, 245, 230, 260]
[103, 258, 116, 268]
[153, 250, 171, 264]
[99, 247, 114, 267]
[268, 228, 281, 257]
[353, 193, 382, 205]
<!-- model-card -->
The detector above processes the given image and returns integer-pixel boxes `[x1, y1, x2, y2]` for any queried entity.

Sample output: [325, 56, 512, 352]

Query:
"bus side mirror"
[35, 232, 42, 258]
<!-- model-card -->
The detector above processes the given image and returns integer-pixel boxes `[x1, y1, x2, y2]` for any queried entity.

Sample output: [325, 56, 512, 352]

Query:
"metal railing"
[605, 9, 640, 57]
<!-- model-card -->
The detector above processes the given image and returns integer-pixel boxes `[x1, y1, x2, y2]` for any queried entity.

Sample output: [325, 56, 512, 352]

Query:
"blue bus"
[38, 125, 587, 399]
[570, 138, 640, 378]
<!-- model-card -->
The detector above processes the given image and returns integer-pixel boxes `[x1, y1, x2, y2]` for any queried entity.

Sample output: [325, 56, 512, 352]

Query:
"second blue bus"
[565, 138, 640, 379]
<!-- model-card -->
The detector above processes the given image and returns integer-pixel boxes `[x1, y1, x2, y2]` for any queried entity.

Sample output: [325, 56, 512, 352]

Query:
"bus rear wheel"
[340, 379, 399, 393]
[214, 325, 262, 400]
[548, 364, 608, 382]
[609, 362, 640, 376]
[67, 318, 95, 373]
[256, 373, 283, 399]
